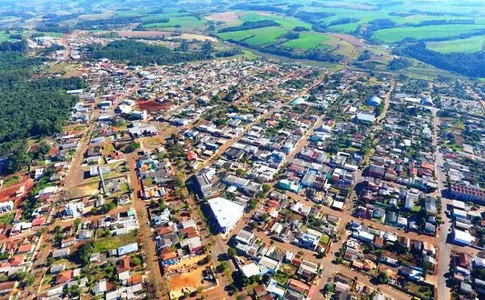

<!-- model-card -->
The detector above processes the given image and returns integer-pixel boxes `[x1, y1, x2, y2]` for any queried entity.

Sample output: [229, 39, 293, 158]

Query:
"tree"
[24, 275, 35, 287]
[235, 169, 245, 176]
[174, 173, 185, 187]
[131, 255, 142, 266]
[73, 218, 81, 232]
[67, 285, 81, 297]
[376, 272, 389, 284]
[262, 184, 271, 193]
[227, 247, 237, 258]
[77, 241, 94, 265]
[178, 40, 189, 51]
[220, 261, 229, 270]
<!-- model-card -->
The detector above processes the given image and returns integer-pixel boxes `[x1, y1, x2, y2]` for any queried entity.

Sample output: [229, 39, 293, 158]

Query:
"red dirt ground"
[0, 174, 34, 206]
[137, 100, 174, 112]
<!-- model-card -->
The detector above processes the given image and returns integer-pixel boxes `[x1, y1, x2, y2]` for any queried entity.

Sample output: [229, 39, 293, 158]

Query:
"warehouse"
[207, 197, 244, 234]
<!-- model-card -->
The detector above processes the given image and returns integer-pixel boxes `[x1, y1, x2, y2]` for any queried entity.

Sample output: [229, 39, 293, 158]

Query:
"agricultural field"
[0, 32, 13, 42]
[144, 16, 207, 31]
[216, 11, 312, 45]
[426, 35, 485, 53]
[283, 32, 331, 50]
[218, 26, 287, 45]
[374, 24, 485, 44]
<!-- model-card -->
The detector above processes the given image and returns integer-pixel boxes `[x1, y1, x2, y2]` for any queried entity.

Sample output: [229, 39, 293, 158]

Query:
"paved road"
[432, 108, 452, 300]
[127, 154, 168, 300]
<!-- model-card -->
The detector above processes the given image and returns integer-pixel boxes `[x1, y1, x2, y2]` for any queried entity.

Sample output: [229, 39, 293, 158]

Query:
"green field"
[218, 26, 288, 45]
[140, 11, 190, 23]
[284, 32, 331, 49]
[328, 23, 359, 33]
[216, 11, 312, 46]
[144, 15, 207, 31]
[237, 12, 311, 30]
[427, 35, 485, 53]
[374, 24, 485, 43]
[0, 34, 11, 42]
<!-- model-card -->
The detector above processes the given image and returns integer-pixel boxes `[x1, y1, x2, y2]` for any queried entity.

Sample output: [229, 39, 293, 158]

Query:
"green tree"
[227, 247, 237, 258]
[376, 272, 389, 284]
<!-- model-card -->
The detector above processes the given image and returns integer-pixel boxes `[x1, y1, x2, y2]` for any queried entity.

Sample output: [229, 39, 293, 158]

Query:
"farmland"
[284, 33, 331, 50]
[218, 26, 287, 45]
[0, 0, 483, 77]
[144, 16, 207, 31]
[216, 11, 313, 46]
[374, 24, 485, 44]
[427, 35, 485, 53]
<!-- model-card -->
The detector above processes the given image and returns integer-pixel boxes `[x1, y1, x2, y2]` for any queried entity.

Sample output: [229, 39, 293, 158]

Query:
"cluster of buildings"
[341, 221, 436, 299]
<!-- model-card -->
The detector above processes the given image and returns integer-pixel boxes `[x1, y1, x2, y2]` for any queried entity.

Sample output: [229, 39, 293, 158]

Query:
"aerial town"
[0, 30, 485, 300]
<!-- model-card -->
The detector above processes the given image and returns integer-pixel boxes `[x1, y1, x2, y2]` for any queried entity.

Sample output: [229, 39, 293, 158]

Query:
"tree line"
[218, 20, 280, 33]
[400, 42, 485, 78]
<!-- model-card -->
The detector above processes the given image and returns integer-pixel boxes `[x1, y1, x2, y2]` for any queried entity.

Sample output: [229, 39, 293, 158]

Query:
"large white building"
[207, 197, 244, 234]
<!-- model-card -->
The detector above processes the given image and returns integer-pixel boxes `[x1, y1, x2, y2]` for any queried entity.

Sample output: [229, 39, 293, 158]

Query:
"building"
[207, 197, 244, 234]
[356, 112, 376, 123]
[367, 96, 382, 107]
[131, 110, 148, 120]
[449, 184, 485, 204]
[453, 228, 475, 246]
[194, 173, 212, 199]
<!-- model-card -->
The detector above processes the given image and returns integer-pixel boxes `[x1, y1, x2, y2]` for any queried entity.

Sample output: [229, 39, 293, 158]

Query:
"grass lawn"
[273, 271, 289, 285]
[0, 213, 14, 225]
[94, 232, 138, 252]
[320, 234, 330, 245]
[374, 24, 485, 43]
[145, 137, 161, 148]
[283, 32, 331, 50]
[407, 281, 432, 299]
[2, 176, 20, 188]
[427, 35, 485, 53]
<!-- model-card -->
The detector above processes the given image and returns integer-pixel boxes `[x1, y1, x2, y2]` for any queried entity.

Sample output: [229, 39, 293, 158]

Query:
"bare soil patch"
[206, 11, 239, 23]
[180, 34, 218, 42]
[137, 100, 174, 112]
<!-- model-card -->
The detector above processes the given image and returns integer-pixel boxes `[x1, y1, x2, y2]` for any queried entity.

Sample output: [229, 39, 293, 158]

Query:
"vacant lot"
[427, 35, 485, 53]
[94, 232, 138, 252]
